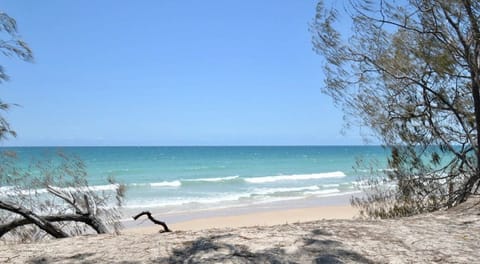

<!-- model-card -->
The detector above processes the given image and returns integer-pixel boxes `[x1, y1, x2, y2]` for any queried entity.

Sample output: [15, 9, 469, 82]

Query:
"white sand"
[125, 205, 358, 234]
[2, 199, 480, 263]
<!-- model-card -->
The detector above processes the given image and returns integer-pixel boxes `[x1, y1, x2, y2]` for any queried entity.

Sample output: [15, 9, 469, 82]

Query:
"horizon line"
[0, 144, 381, 148]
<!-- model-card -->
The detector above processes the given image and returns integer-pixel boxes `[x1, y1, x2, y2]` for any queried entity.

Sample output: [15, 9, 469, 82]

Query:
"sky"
[0, 0, 366, 146]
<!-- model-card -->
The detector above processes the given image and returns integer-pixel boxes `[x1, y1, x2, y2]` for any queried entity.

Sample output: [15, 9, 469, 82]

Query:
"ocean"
[1, 146, 390, 215]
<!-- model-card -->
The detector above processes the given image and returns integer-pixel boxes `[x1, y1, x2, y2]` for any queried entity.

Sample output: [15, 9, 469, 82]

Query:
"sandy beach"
[126, 204, 359, 233]
[2, 198, 480, 263]
[123, 194, 359, 233]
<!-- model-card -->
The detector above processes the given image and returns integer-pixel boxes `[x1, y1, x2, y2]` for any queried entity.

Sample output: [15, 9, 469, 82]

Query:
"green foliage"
[313, 0, 480, 217]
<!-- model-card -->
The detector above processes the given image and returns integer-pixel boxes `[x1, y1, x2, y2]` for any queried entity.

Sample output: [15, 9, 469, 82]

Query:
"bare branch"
[133, 211, 171, 232]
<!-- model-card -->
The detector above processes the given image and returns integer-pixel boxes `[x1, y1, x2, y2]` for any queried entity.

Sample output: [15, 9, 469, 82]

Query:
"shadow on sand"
[154, 230, 375, 264]
[26, 229, 375, 264]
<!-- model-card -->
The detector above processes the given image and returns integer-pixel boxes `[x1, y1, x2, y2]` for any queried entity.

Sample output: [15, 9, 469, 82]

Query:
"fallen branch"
[133, 211, 171, 232]
[0, 213, 108, 238]
[0, 200, 68, 238]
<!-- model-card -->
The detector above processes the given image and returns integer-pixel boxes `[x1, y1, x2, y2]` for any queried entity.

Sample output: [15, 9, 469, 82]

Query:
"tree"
[312, 0, 480, 217]
[0, 12, 33, 140]
[0, 11, 124, 242]
[0, 151, 125, 242]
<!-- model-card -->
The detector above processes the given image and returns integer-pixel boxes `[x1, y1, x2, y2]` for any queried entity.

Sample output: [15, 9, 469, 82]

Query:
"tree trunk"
[0, 200, 68, 238]
[85, 216, 109, 234]
[464, 0, 480, 201]
[456, 72, 480, 204]
[0, 214, 109, 238]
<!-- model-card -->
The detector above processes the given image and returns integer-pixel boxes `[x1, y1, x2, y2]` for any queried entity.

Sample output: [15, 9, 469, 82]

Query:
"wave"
[0, 184, 120, 196]
[129, 176, 240, 188]
[121, 172, 348, 189]
[2, 171, 349, 198]
[0, 186, 14, 192]
[244, 171, 346, 183]
[304, 188, 340, 196]
[356, 168, 396, 173]
[71, 184, 119, 192]
[184, 175, 240, 182]
[252, 185, 321, 195]
[123, 185, 348, 210]
[0, 185, 52, 196]
[322, 183, 340, 188]
[0, 186, 19, 196]
[149, 180, 182, 187]
[124, 193, 247, 209]
[130, 180, 182, 187]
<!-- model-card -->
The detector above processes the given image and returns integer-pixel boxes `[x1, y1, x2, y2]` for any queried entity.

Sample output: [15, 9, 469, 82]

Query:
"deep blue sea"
[1, 146, 390, 214]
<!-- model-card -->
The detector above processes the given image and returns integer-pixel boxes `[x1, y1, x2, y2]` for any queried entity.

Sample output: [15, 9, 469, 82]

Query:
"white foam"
[304, 188, 340, 196]
[252, 185, 321, 195]
[124, 193, 246, 208]
[0, 186, 14, 192]
[352, 180, 370, 188]
[67, 184, 119, 192]
[123, 185, 350, 210]
[185, 175, 239, 182]
[0, 185, 49, 196]
[0, 184, 120, 196]
[316, 190, 362, 198]
[149, 180, 182, 187]
[44, 184, 119, 195]
[244, 171, 346, 183]
[0, 186, 26, 196]
[379, 168, 396, 172]
[322, 183, 340, 188]
[128, 183, 148, 187]
[122, 188, 356, 213]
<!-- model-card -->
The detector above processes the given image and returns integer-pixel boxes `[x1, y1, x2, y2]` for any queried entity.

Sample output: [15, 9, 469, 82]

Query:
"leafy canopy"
[312, 0, 480, 217]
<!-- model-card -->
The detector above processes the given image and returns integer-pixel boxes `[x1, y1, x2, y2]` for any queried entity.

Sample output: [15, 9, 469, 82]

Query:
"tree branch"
[133, 211, 171, 232]
[0, 200, 68, 238]
[46, 185, 85, 215]
[0, 214, 90, 238]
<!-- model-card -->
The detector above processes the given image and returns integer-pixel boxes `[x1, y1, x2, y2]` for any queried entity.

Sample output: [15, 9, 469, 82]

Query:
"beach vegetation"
[0, 12, 33, 141]
[312, 0, 480, 217]
[0, 11, 124, 242]
[0, 151, 125, 243]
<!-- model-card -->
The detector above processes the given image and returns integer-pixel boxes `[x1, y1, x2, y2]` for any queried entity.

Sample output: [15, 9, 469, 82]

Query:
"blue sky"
[1, 0, 365, 146]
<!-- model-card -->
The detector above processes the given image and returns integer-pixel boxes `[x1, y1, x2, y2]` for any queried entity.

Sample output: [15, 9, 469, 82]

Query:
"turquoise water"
[1, 146, 390, 213]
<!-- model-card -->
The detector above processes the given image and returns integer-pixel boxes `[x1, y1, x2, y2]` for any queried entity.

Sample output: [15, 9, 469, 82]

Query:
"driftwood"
[0, 213, 107, 238]
[0, 185, 109, 239]
[0, 200, 69, 238]
[133, 211, 171, 232]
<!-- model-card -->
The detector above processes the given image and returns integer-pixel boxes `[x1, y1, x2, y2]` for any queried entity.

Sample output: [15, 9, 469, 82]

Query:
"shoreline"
[125, 205, 359, 234]
[122, 193, 360, 233]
